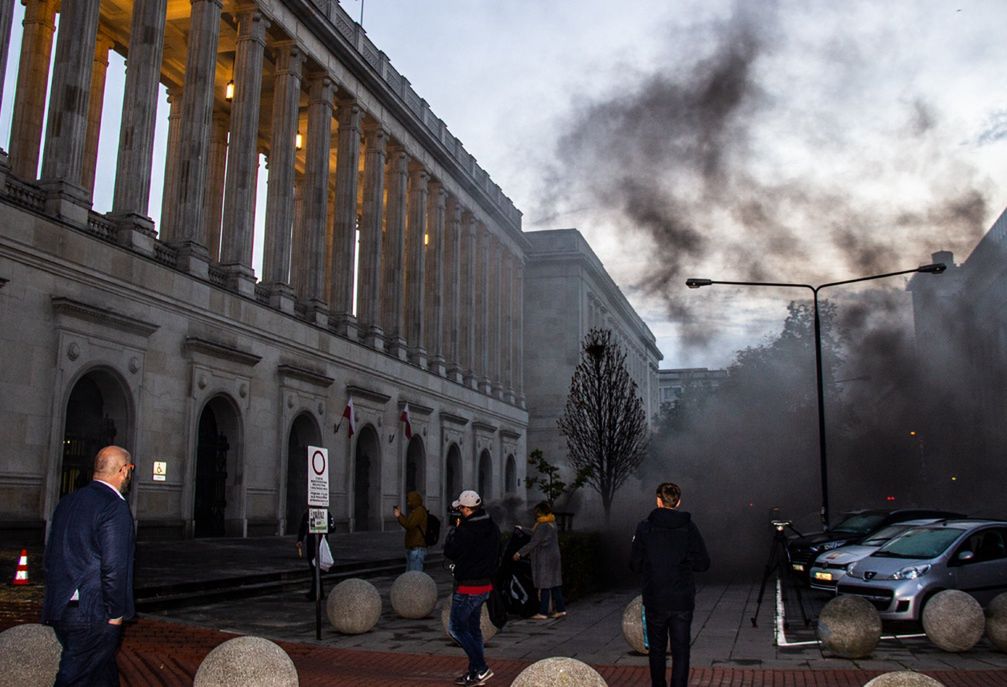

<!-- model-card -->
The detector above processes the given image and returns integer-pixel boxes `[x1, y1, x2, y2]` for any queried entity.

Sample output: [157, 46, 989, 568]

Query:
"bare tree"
[558, 328, 649, 522]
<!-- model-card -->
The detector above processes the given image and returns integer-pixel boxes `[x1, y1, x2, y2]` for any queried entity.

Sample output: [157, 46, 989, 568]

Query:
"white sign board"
[307, 446, 329, 507]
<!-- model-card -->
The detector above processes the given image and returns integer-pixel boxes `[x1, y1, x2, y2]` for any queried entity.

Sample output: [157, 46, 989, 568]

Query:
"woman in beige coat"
[513, 501, 567, 619]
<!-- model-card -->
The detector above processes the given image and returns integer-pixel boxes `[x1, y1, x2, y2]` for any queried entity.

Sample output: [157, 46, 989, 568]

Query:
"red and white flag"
[342, 397, 356, 438]
[400, 404, 413, 440]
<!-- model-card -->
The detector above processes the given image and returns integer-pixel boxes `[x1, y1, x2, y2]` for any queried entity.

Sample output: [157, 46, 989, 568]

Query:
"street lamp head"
[917, 262, 947, 274]
[686, 278, 712, 289]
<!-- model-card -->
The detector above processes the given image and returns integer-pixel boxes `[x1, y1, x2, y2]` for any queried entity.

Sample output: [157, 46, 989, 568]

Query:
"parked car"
[837, 519, 1007, 621]
[787, 509, 964, 584]
[808, 518, 944, 592]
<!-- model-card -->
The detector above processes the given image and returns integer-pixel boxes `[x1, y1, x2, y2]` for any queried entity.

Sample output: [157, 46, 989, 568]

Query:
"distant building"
[522, 229, 662, 513]
[657, 368, 728, 411]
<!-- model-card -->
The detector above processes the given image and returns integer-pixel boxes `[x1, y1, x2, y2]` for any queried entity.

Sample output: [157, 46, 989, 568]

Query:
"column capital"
[307, 73, 335, 105]
[271, 40, 304, 76]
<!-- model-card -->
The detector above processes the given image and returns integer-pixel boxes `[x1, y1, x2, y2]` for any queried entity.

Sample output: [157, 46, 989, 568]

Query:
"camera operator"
[443, 490, 500, 687]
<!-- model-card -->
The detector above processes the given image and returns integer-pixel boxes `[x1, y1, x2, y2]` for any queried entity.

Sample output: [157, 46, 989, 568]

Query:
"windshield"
[832, 513, 886, 535]
[873, 527, 965, 559]
[862, 523, 912, 547]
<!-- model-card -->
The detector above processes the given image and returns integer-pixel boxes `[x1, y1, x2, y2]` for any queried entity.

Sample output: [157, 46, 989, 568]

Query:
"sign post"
[307, 446, 329, 640]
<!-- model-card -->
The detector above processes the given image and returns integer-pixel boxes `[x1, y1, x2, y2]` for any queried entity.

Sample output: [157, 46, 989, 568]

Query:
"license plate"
[792, 563, 805, 572]
[814, 571, 833, 581]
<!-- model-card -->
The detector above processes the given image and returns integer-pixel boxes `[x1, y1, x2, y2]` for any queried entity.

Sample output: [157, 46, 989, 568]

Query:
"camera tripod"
[750, 521, 809, 628]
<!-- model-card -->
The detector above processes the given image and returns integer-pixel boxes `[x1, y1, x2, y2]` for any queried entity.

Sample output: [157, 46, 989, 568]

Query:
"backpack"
[423, 512, 441, 546]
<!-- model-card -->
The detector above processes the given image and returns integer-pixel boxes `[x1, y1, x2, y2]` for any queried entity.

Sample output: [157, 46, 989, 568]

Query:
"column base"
[362, 325, 385, 352]
[464, 370, 479, 390]
[492, 381, 504, 399]
[170, 240, 211, 280]
[479, 377, 493, 395]
[517, 393, 526, 410]
[40, 180, 91, 228]
[222, 263, 257, 298]
[408, 345, 428, 370]
[429, 355, 447, 377]
[266, 282, 296, 314]
[330, 312, 359, 340]
[110, 212, 157, 257]
[447, 363, 465, 384]
[504, 387, 516, 404]
[304, 298, 329, 327]
[387, 336, 409, 361]
[0, 151, 9, 190]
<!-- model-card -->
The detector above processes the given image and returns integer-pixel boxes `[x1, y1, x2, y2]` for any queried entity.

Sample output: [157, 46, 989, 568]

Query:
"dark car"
[787, 509, 964, 585]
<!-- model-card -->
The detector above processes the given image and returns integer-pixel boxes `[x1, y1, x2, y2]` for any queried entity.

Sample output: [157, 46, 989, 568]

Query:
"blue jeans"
[53, 605, 124, 686]
[644, 606, 693, 687]
[406, 547, 427, 572]
[538, 586, 566, 615]
[448, 591, 489, 676]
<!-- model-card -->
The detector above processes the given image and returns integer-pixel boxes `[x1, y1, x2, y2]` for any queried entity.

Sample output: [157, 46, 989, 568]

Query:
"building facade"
[0, 0, 529, 543]
[522, 229, 662, 514]
[657, 367, 727, 412]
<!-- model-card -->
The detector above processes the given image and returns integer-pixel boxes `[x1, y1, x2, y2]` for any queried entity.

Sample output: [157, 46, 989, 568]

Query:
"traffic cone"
[11, 548, 30, 586]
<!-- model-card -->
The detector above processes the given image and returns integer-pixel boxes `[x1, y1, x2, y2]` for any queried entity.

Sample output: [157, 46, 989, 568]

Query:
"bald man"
[43, 445, 136, 686]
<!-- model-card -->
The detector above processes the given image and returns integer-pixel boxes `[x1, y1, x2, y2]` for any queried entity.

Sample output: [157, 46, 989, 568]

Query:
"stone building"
[522, 229, 662, 515]
[657, 367, 727, 412]
[0, 0, 529, 543]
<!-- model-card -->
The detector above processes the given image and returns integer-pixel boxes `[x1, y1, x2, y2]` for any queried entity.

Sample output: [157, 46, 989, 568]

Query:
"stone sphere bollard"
[921, 589, 984, 652]
[511, 657, 608, 687]
[326, 578, 382, 634]
[0, 623, 61, 687]
[863, 671, 946, 687]
[390, 570, 438, 619]
[986, 592, 1007, 652]
[621, 595, 648, 655]
[440, 597, 497, 643]
[193, 636, 298, 687]
[816, 595, 882, 659]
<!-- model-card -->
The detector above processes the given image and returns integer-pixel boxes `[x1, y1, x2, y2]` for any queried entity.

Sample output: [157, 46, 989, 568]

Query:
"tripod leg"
[750, 539, 780, 627]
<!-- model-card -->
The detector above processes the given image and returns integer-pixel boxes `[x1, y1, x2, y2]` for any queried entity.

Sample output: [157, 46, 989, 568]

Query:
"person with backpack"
[393, 490, 429, 571]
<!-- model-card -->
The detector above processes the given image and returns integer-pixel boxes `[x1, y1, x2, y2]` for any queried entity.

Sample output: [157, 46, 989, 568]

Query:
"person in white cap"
[443, 490, 500, 686]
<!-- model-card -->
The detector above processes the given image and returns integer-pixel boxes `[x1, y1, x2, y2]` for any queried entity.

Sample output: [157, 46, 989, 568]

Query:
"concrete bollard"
[0, 624, 61, 687]
[816, 595, 882, 659]
[390, 570, 438, 619]
[986, 592, 1007, 652]
[921, 590, 984, 652]
[441, 597, 498, 644]
[511, 657, 608, 687]
[862, 671, 946, 687]
[326, 577, 382, 634]
[621, 595, 648, 655]
[193, 636, 298, 686]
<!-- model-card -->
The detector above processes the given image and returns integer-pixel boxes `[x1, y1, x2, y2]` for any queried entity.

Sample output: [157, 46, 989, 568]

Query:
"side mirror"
[957, 550, 975, 562]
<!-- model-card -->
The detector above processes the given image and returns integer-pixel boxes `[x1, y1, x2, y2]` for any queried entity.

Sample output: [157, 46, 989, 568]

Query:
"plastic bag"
[318, 537, 334, 572]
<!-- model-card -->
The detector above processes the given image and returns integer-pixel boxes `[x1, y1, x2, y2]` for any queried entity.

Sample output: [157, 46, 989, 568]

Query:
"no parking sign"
[307, 446, 329, 508]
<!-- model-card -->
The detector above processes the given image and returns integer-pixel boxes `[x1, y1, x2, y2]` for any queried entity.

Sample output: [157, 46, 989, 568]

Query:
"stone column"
[405, 164, 428, 367]
[425, 182, 447, 376]
[219, 6, 267, 297]
[81, 32, 112, 199]
[502, 250, 514, 402]
[262, 41, 303, 314]
[462, 215, 478, 389]
[0, 0, 15, 156]
[110, 0, 167, 252]
[203, 111, 228, 261]
[158, 87, 183, 242]
[381, 144, 408, 360]
[477, 224, 491, 393]
[8, 0, 57, 180]
[329, 99, 362, 338]
[489, 235, 503, 397]
[290, 176, 304, 294]
[515, 256, 525, 406]
[167, 0, 223, 278]
[445, 199, 463, 382]
[295, 74, 334, 325]
[358, 122, 387, 350]
[38, 0, 101, 226]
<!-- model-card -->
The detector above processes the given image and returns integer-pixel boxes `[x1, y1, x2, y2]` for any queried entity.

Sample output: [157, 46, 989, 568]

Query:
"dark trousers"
[53, 605, 124, 686]
[644, 606, 693, 687]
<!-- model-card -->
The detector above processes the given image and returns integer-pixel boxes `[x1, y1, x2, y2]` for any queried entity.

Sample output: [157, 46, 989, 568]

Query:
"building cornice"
[52, 296, 160, 338]
[346, 384, 391, 406]
[183, 337, 261, 367]
[277, 363, 335, 388]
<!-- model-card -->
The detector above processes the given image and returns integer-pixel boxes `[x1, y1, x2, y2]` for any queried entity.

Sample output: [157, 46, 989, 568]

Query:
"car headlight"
[846, 562, 858, 575]
[891, 564, 931, 580]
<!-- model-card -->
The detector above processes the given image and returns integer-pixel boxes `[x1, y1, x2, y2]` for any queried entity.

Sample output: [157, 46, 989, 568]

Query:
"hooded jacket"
[443, 507, 501, 585]
[630, 507, 710, 611]
[396, 490, 429, 549]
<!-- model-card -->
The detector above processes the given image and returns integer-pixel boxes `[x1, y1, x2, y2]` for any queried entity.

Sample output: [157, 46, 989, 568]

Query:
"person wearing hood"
[393, 490, 429, 571]
[630, 482, 710, 687]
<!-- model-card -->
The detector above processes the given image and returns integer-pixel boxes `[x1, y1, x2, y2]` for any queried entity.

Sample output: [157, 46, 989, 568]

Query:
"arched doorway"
[445, 444, 462, 505]
[194, 396, 240, 538]
[353, 425, 382, 531]
[285, 412, 321, 535]
[478, 449, 493, 499]
[405, 435, 425, 494]
[505, 454, 517, 494]
[60, 370, 130, 497]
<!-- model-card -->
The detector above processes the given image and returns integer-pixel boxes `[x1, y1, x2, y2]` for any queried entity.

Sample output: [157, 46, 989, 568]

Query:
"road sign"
[307, 446, 329, 507]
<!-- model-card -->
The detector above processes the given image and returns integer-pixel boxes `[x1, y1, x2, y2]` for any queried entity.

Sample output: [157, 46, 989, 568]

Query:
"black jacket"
[443, 508, 501, 585]
[630, 507, 710, 611]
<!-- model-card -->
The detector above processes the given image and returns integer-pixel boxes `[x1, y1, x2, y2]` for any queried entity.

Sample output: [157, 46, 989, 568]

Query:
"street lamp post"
[685, 262, 946, 528]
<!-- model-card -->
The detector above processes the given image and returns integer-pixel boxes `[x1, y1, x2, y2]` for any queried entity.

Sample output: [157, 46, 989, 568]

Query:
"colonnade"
[0, 0, 524, 403]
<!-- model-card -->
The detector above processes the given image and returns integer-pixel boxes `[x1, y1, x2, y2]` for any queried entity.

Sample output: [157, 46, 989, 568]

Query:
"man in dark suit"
[43, 445, 136, 686]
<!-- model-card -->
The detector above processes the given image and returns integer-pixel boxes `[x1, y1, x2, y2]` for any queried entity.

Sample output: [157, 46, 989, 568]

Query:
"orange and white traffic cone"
[11, 548, 30, 586]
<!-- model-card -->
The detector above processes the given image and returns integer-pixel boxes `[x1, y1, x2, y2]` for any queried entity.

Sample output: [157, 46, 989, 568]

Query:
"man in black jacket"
[630, 482, 710, 687]
[443, 490, 500, 687]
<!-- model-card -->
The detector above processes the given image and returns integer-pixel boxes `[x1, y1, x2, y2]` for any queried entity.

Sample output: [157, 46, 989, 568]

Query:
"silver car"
[808, 518, 943, 593]
[837, 519, 1007, 621]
